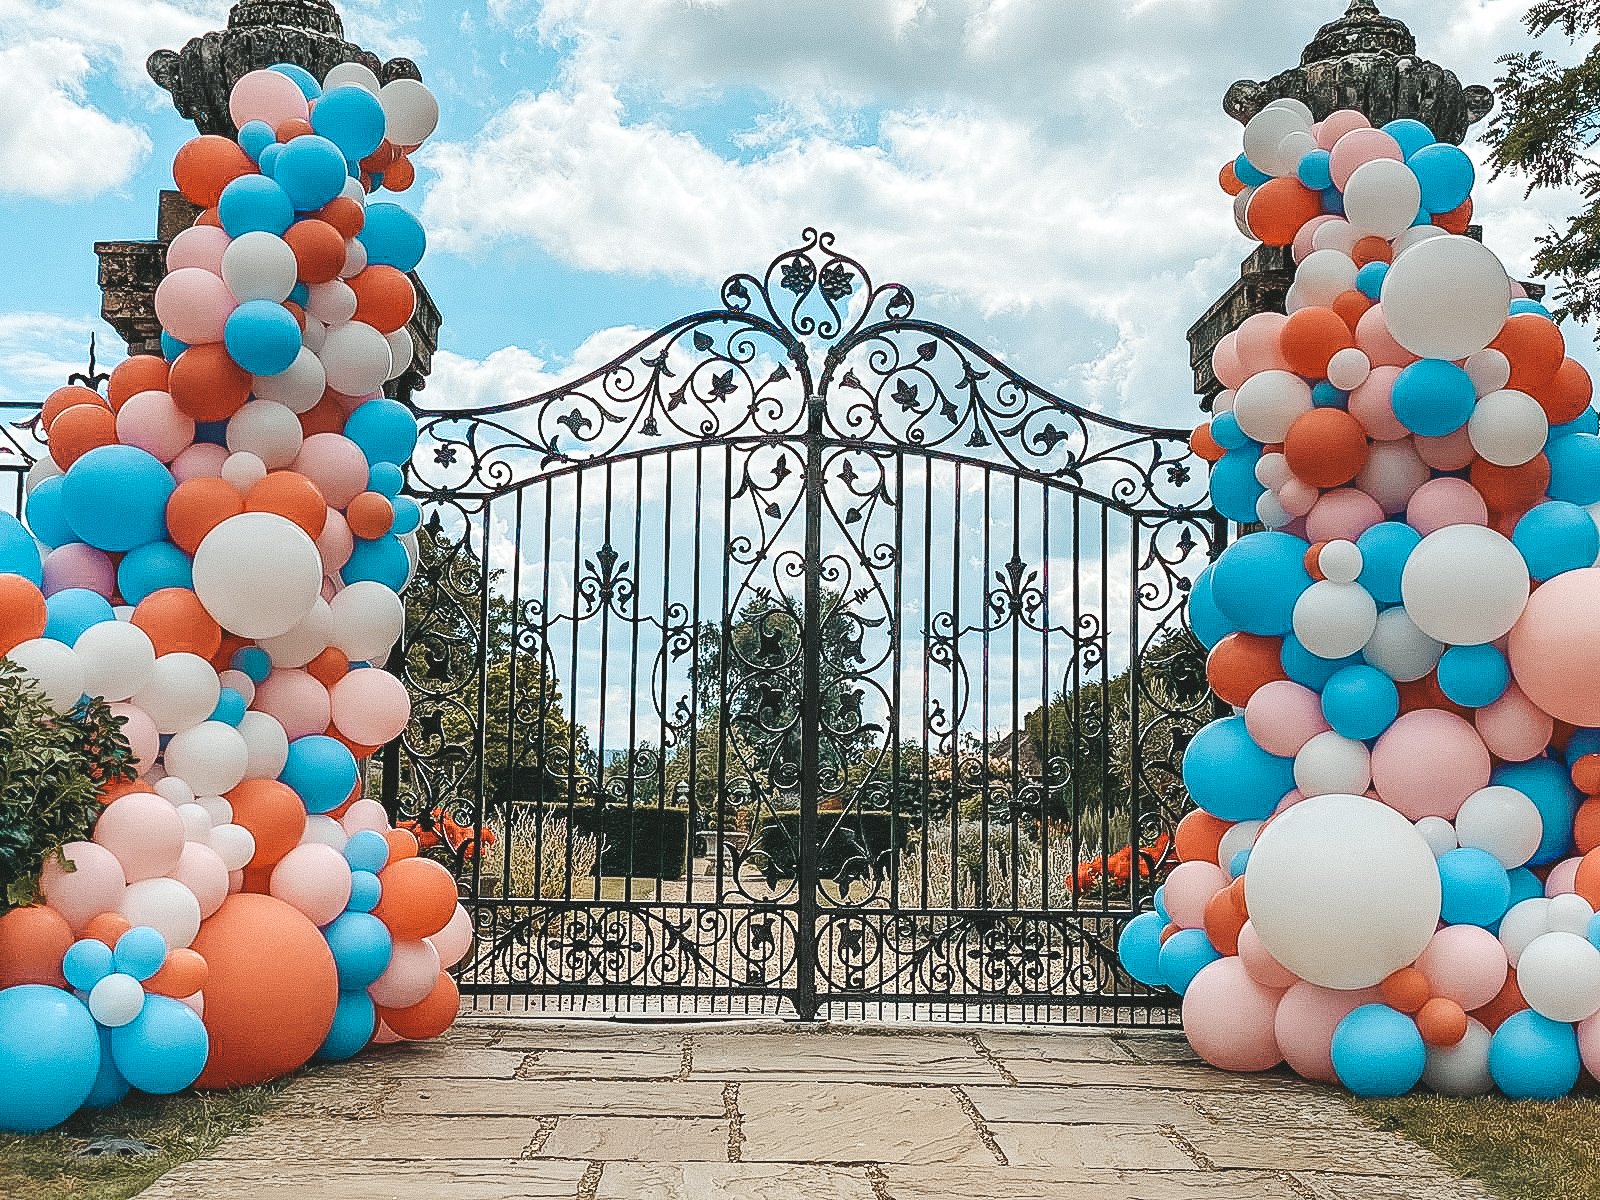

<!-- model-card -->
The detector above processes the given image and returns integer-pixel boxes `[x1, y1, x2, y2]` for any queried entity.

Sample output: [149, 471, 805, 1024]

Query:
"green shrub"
[573, 805, 692, 881]
[755, 810, 910, 880]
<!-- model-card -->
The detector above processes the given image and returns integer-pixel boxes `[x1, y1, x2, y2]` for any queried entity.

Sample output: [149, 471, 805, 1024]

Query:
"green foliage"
[755, 810, 907, 880]
[576, 805, 691, 881]
[0, 663, 136, 911]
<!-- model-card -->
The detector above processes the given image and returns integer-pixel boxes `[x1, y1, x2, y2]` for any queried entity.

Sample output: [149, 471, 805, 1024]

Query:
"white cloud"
[0, 311, 110, 403]
[423, 324, 652, 412]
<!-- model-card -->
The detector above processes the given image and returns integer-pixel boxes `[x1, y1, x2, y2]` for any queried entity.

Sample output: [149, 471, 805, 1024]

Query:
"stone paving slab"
[964, 1083, 1205, 1126]
[1295, 1170, 1499, 1200]
[990, 1122, 1199, 1170]
[973, 1029, 1138, 1063]
[206, 1116, 541, 1161]
[517, 1047, 685, 1079]
[998, 1056, 1317, 1090]
[594, 1162, 876, 1199]
[138, 1159, 592, 1200]
[385, 1078, 727, 1117]
[876, 1165, 1306, 1200]
[689, 1031, 1004, 1082]
[537, 1115, 730, 1161]
[1176, 1123, 1444, 1175]
[738, 1081, 994, 1165]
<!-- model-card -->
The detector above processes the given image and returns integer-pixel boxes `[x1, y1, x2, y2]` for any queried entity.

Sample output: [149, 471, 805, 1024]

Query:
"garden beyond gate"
[381, 231, 1223, 1023]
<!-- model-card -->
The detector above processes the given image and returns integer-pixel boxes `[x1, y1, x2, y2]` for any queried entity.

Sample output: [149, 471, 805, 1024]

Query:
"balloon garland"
[1120, 100, 1600, 1100]
[0, 63, 471, 1133]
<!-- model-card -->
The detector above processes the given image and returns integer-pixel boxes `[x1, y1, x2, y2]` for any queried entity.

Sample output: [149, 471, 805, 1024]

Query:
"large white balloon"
[1381, 234, 1511, 361]
[1468, 389, 1548, 468]
[1454, 785, 1543, 869]
[221, 231, 297, 303]
[1517, 932, 1600, 1023]
[162, 720, 250, 796]
[379, 78, 440, 146]
[1343, 159, 1423, 241]
[1292, 581, 1378, 660]
[132, 652, 221, 735]
[226, 400, 303, 469]
[193, 512, 324, 640]
[1232, 371, 1313, 444]
[1401, 525, 1530, 646]
[6, 638, 84, 712]
[330, 581, 405, 662]
[1245, 794, 1442, 990]
[74, 619, 157, 703]
[320, 321, 392, 397]
[1243, 106, 1311, 177]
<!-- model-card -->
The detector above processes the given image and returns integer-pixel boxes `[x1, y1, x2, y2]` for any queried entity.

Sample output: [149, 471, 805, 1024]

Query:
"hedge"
[573, 805, 692, 881]
[755, 810, 909, 880]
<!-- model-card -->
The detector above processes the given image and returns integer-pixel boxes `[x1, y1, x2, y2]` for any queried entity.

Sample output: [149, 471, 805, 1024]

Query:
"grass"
[0, 1084, 279, 1200]
[1356, 1093, 1600, 1200]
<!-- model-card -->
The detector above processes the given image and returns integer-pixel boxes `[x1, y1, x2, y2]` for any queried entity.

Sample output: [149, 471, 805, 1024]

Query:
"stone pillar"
[94, 0, 440, 397]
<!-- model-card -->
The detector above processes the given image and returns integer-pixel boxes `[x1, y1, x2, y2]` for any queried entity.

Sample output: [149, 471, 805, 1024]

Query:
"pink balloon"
[1274, 982, 1379, 1083]
[116, 391, 196, 464]
[1546, 857, 1582, 898]
[252, 668, 331, 741]
[1372, 710, 1491, 820]
[1416, 925, 1507, 1012]
[1415, 427, 1476, 472]
[1182, 957, 1284, 1072]
[1317, 110, 1372, 151]
[270, 843, 353, 927]
[429, 904, 474, 970]
[1508, 567, 1600, 727]
[1577, 1011, 1600, 1080]
[174, 842, 230, 919]
[330, 668, 410, 747]
[1329, 128, 1404, 190]
[154, 268, 235, 346]
[292, 433, 368, 509]
[1355, 305, 1417, 369]
[39, 841, 127, 933]
[1164, 861, 1227, 930]
[1349, 366, 1408, 442]
[228, 68, 310, 131]
[1475, 683, 1554, 763]
[1356, 440, 1429, 515]
[316, 507, 354, 573]
[93, 792, 186, 881]
[228, 868, 245, 894]
[171, 443, 229, 482]
[166, 225, 231, 275]
[1279, 479, 1318, 519]
[1212, 332, 1247, 391]
[1235, 313, 1291, 376]
[1238, 920, 1299, 990]
[369, 937, 440, 1008]
[108, 702, 160, 772]
[1306, 488, 1384, 543]
[341, 798, 390, 837]
[1293, 215, 1340, 263]
[373, 1019, 403, 1045]
[1406, 477, 1489, 536]
[43, 543, 115, 598]
[1273, 789, 1306, 815]
[1245, 679, 1329, 757]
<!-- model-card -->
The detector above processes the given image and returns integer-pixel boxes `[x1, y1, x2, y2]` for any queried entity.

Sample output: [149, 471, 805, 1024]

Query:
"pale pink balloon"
[1245, 679, 1329, 757]
[1183, 957, 1284, 1072]
[1306, 488, 1384, 543]
[373, 1019, 403, 1045]
[1293, 215, 1341, 263]
[1274, 982, 1379, 1083]
[93, 792, 186, 881]
[1475, 683, 1554, 763]
[228, 68, 310, 131]
[1577, 1011, 1600, 1080]
[292, 433, 368, 509]
[316, 507, 354, 573]
[1279, 479, 1319, 519]
[1356, 440, 1429, 515]
[1349, 366, 1408, 441]
[1284, 516, 1310, 540]
[1238, 920, 1299, 990]
[1415, 427, 1477, 472]
[108, 702, 159, 771]
[369, 937, 440, 1008]
[1546, 857, 1582, 898]
[1164, 861, 1227, 930]
[429, 904, 474, 970]
[1406, 477, 1489, 536]
[1329, 127, 1403, 190]
[1273, 789, 1306, 815]
[116, 391, 196, 464]
[1356, 305, 1417, 369]
[330, 668, 410, 746]
[153, 268, 234, 346]
[171, 443, 230, 482]
[341, 798, 390, 836]
[39, 841, 127, 933]
[270, 843, 353, 927]
[1317, 109, 1372, 151]
[251, 668, 331, 741]
[1235, 312, 1292, 375]
[1416, 924, 1507, 1011]
[1371, 710, 1491, 820]
[228, 868, 245, 894]
[166, 225, 231, 275]
[43, 544, 115, 598]
[174, 842, 230, 919]
[1507, 567, 1600, 727]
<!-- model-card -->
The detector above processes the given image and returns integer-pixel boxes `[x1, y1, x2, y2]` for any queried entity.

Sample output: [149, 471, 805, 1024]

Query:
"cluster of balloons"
[1120, 102, 1600, 1100]
[0, 62, 469, 1135]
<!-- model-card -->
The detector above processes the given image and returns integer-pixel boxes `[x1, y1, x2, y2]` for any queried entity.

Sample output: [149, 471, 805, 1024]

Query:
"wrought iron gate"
[386, 231, 1223, 1023]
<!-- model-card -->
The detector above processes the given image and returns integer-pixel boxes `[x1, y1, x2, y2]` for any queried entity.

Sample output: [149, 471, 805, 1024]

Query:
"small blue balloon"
[111, 927, 169, 983]
[233, 645, 273, 684]
[312, 84, 388, 161]
[1211, 447, 1267, 524]
[345, 829, 391, 874]
[1331, 1005, 1426, 1097]
[345, 399, 420, 467]
[62, 940, 114, 992]
[1356, 521, 1422, 606]
[61, 445, 175, 553]
[1436, 644, 1511, 709]
[258, 142, 284, 177]
[1384, 119, 1437, 159]
[1355, 262, 1388, 301]
[0, 986, 103, 1133]
[1320, 664, 1400, 741]
[218, 174, 295, 238]
[25, 477, 75, 550]
[211, 687, 248, 726]
[1547, 434, 1600, 506]
[1493, 759, 1579, 866]
[1117, 912, 1167, 988]
[391, 495, 422, 535]
[360, 202, 427, 272]
[344, 534, 411, 591]
[1157, 929, 1220, 996]
[348, 869, 382, 913]
[317, 990, 377, 1062]
[1153, 884, 1170, 922]
[1210, 411, 1248, 451]
[1438, 847, 1512, 927]
[1392, 359, 1476, 437]
[1297, 149, 1333, 191]
[1210, 531, 1313, 637]
[0, 510, 43, 586]
[1228, 848, 1251, 878]
[116, 541, 193, 606]
[161, 332, 187, 362]
[1283, 634, 1359, 690]
[1507, 867, 1545, 911]
[1410, 143, 1476, 214]
[1489, 1010, 1581, 1100]
[1311, 381, 1348, 409]
[1320, 188, 1345, 216]
[238, 120, 276, 162]
[368, 462, 405, 498]
[44, 588, 115, 646]
[282, 734, 360, 814]
[110, 994, 209, 1096]
[324, 912, 393, 990]
[1183, 716, 1296, 822]
[277, 134, 349, 212]
[1510, 299, 1554, 319]
[1514, 501, 1600, 582]
[269, 63, 322, 100]
[83, 1027, 129, 1110]
[225, 299, 303, 377]
[1235, 153, 1271, 188]
[289, 282, 310, 306]
[1552, 407, 1600, 439]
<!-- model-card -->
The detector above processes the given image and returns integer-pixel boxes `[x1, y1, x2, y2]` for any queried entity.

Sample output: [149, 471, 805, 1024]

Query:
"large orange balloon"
[0, 576, 47, 655]
[374, 857, 459, 940]
[167, 477, 245, 556]
[0, 905, 74, 989]
[132, 588, 222, 658]
[227, 780, 307, 868]
[246, 471, 328, 538]
[1471, 454, 1548, 517]
[1378, 966, 1430, 1015]
[1493, 313, 1565, 395]
[350, 266, 416, 334]
[173, 135, 255, 209]
[1533, 358, 1594, 426]
[1206, 633, 1285, 708]
[170, 344, 252, 423]
[378, 971, 458, 1040]
[193, 894, 339, 1088]
[1280, 307, 1355, 379]
[1247, 179, 1324, 247]
[1508, 567, 1600, 726]
[49, 404, 117, 470]
[41, 385, 107, 432]
[1574, 848, 1600, 910]
[1174, 810, 1229, 864]
[284, 219, 346, 285]
[317, 197, 365, 239]
[1284, 408, 1369, 489]
[108, 356, 171, 412]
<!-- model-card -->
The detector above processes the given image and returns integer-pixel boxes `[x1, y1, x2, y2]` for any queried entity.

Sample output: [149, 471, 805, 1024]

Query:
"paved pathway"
[138, 1020, 1492, 1199]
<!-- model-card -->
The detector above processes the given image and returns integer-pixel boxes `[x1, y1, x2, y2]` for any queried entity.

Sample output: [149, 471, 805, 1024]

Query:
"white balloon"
[1468, 389, 1548, 468]
[1401, 525, 1529, 646]
[132, 653, 220, 735]
[1294, 249, 1359, 308]
[177, 802, 214, 843]
[221, 231, 297, 303]
[1293, 731, 1372, 797]
[88, 974, 146, 1028]
[5, 638, 83, 712]
[1343, 158, 1423, 240]
[301, 814, 349, 851]
[26, 456, 62, 493]
[218, 670, 255, 706]
[193, 512, 324, 639]
[1414, 816, 1458, 857]
[1548, 893, 1596, 938]
[320, 321, 392, 396]
[210, 822, 256, 872]
[221, 450, 267, 492]
[1465, 349, 1512, 397]
[1292, 580, 1378, 660]
[1498, 897, 1552, 966]
[340, 236, 369, 279]
[162, 720, 250, 796]
[1327, 347, 1372, 392]
[379, 78, 440, 146]
[307, 281, 357, 325]
[73, 619, 155, 703]
[1381, 234, 1511, 361]
[1245, 794, 1442, 990]
[1217, 819, 1264, 877]
[1362, 606, 1442, 681]
[1311, 218, 1361, 256]
[155, 777, 195, 808]
[260, 598, 334, 668]
[1265, 97, 1315, 123]
[1233, 370, 1313, 444]
[1256, 490, 1292, 529]
[385, 327, 415, 381]
[252, 349, 327, 415]
[1319, 540, 1364, 585]
[1244, 106, 1311, 177]
[323, 61, 382, 94]
[1422, 1018, 1494, 1097]
[227, 400, 304, 470]
[1233, 187, 1256, 239]
[1517, 932, 1600, 1022]
[199, 797, 233, 826]
[330, 580, 405, 662]
[120, 877, 202, 949]
[301, 315, 328, 356]
[238, 709, 290, 780]
[1255, 452, 1292, 489]
[1455, 785, 1543, 869]
[1393, 224, 1447, 255]
[1275, 129, 1317, 176]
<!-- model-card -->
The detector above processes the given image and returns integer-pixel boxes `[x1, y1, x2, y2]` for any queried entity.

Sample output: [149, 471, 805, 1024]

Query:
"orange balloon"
[1493, 313, 1565, 395]
[318, 197, 365, 239]
[195, 207, 222, 228]
[1280, 307, 1355, 379]
[173, 135, 256, 208]
[193, 894, 338, 1088]
[1471, 455, 1549, 518]
[1574, 849, 1600, 909]
[1417, 997, 1469, 1048]
[82, 911, 133, 949]
[213, 633, 252, 676]
[350, 267, 416, 334]
[147, 947, 210, 998]
[1247, 178, 1324, 247]
[1190, 423, 1224, 464]
[1331, 289, 1374, 333]
[0, 575, 47, 655]
[1573, 756, 1600, 798]
[1576, 798, 1600, 854]
[378, 971, 459, 1040]
[381, 156, 416, 193]
[1533, 358, 1594, 426]
[246, 471, 328, 538]
[1304, 541, 1329, 581]
[108, 356, 171, 412]
[167, 477, 245, 556]
[346, 491, 394, 539]
[324, 723, 381, 761]
[49, 403, 117, 470]
[1284, 408, 1369, 489]
[307, 647, 350, 687]
[227, 780, 308, 868]
[374, 857, 458, 940]
[1201, 884, 1248, 957]
[0, 906, 74, 989]
[1435, 198, 1473, 235]
[1218, 161, 1245, 197]
[1379, 966, 1431, 1015]
[1174, 810, 1229, 864]
[1206, 633, 1286, 707]
[1472, 968, 1526, 1032]
[275, 118, 314, 143]
[385, 828, 420, 862]
[132, 588, 223, 658]
[299, 393, 348, 437]
[284, 219, 347, 285]
[361, 141, 399, 173]
[41, 385, 107, 432]
[170, 344, 252, 422]
[1352, 236, 1392, 267]
[98, 779, 144, 806]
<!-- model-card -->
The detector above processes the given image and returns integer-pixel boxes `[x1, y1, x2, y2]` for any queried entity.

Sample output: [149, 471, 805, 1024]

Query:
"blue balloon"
[1320, 188, 1345, 216]
[1234, 154, 1271, 188]
[1297, 149, 1333, 191]
[317, 990, 377, 1062]
[281, 735, 360, 814]
[24, 476, 74, 550]
[1410, 143, 1475, 214]
[1391, 359, 1476, 437]
[312, 84, 387, 160]
[1493, 758, 1579, 866]
[1514, 501, 1600, 582]
[1117, 912, 1167, 988]
[1183, 716, 1296, 822]
[1384, 119, 1437, 159]
[1321, 665, 1399, 741]
[324, 912, 393, 990]
[1210, 532, 1313, 637]
[368, 462, 405, 498]
[1187, 565, 1233, 651]
[269, 63, 322, 100]
[1331, 1005, 1426, 1097]
[1438, 847, 1512, 927]
[233, 645, 273, 684]
[1356, 521, 1422, 606]
[83, 1027, 129, 1110]
[391, 495, 422, 535]
[63, 939, 113, 992]
[211, 687, 248, 726]
[61, 445, 174, 553]
[258, 142, 284, 177]
[0, 986, 102, 1132]
[194, 420, 228, 446]
[1510, 299, 1554, 319]
[44, 588, 114, 646]
[276, 134, 350, 212]
[1157, 929, 1220, 996]
[0, 510, 43, 584]
[1566, 728, 1600, 767]
[1552, 407, 1600, 439]
[344, 534, 411, 591]
[218, 174, 294, 238]
[1211, 447, 1267, 524]
[348, 870, 382, 913]
[1489, 1010, 1580, 1100]
[345, 399, 420, 467]
[1547, 434, 1600, 506]
[110, 994, 209, 1096]
[225, 300, 303, 377]
[112, 927, 168, 982]
[1153, 884, 1170, 922]
[238, 120, 276, 162]
[1507, 867, 1545, 911]
[345, 829, 391, 874]
[161, 332, 187, 362]
[1283, 634, 1359, 689]
[1588, 910, 1600, 951]
[1228, 848, 1251, 878]
[1436, 644, 1510, 709]
[116, 541, 193, 606]
[360, 202, 427, 272]
[1355, 262, 1388, 301]
[1210, 411, 1248, 451]
[1311, 382, 1348, 409]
